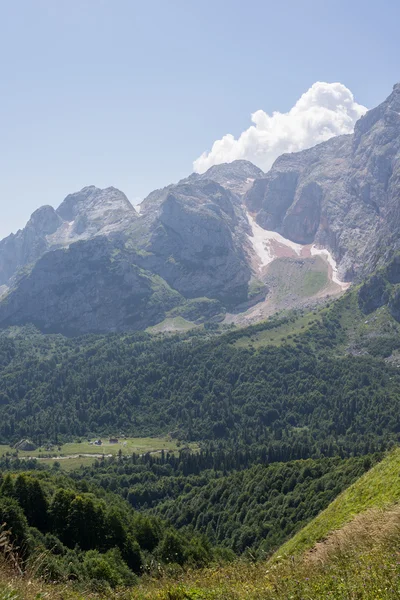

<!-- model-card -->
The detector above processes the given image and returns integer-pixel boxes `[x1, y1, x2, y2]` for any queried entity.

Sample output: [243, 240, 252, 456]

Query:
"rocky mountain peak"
[2, 84, 400, 334]
[56, 185, 136, 223]
[245, 82, 400, 280]
[353, 82, 400, 146]
[27, 205, 62, 236]
[202, 160, 264, 180]
[183, 160, 265, 198]
[47, 185, 138, 247]
[0, 186, 138, 288]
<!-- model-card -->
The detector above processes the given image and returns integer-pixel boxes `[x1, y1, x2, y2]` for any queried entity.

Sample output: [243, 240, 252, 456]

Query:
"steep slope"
[144, 449, 400, 600]
[0, 186, 138, 288]
[276, 447, 400, 559]
[246, 83, 400, 281]
[0, 165, 262, 333]
[0, 238, 182, 334]
[2, 85, 400, 333]
[132, 178, 253, 305]
[183, 159, 265, 196]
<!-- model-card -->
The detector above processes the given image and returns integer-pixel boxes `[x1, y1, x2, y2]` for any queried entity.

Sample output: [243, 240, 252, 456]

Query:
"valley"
[1, 83, 400, 599]
[0, 436, 198, 471]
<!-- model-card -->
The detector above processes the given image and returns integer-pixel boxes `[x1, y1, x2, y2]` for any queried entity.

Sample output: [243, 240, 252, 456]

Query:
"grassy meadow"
[0, 436, 198, 471]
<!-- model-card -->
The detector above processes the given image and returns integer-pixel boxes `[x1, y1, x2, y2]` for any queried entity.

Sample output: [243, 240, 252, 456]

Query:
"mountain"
[0, 163, 264, 333]
[246, 83, 400, 281]
[1, 85, 400, 333]
[183, 159, 265, 196]
[0, 185, 138, 288]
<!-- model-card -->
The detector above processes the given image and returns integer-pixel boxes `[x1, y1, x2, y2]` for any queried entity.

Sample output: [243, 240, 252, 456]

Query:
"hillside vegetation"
[276, 446, 400, 558]
[1, 261, 400, 597]
[0, 450, 399, 599]
[1, 286, 400, 465]
[73, 452, 379, 557]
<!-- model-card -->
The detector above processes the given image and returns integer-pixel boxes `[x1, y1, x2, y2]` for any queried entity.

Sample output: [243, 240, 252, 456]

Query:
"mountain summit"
[246, 82, 400, 280]
[1, 84, 400, 333]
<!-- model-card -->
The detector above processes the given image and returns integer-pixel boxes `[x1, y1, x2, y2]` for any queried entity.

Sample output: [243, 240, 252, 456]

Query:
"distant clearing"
[233, 310, 321, 349]
[0, 436, 199, 471]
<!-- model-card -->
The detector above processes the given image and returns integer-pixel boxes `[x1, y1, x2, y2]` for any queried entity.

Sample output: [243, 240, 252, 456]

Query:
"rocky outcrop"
[0, 205, 62, 285]
[358, 254, 400, 320]
[54, 185, 138, 243]
[3, 85, 400, 333]
[0, 238, 182, 334]
[0, 186, 137, 287]
[245, 84, 400, 281]
[134, 179, 252, 306]
[184, 160, 264, 197]
[0, 163, 259, 333]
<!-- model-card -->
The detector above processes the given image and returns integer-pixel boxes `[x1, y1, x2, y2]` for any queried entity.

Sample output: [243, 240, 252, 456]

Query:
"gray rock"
[0, 163, 259, 333]
[3, 85, 400, 333]
[134, 179, 252, 306]
[0, 186, 137, 287]
[245, 83, 400, 281]
[184, 160, 265, 197]
[0, 237, 182, 334]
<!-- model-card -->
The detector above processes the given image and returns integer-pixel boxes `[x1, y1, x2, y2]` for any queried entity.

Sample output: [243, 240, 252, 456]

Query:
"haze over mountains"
[1, 83, 400, 334]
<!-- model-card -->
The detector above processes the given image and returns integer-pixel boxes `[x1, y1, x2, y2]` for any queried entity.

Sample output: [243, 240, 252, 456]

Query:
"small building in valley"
[14, 439, 37, 451]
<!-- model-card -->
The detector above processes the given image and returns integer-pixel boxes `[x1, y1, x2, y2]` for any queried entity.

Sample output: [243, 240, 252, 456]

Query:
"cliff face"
[2, 85, 400, 334]
[133, 179, 252, 306]
[0, 205, 62, 286]
[0, 186, 138, 287]
[245, 84, 400, 280]
[0, 238, 182, 334]
[358, 254, 400, 322]
[0, 164, 258, 333]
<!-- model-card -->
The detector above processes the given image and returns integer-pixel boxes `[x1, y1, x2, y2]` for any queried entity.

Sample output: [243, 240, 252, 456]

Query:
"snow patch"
[247, 211, 349, 290]
[310, 246, 348, 289]
[247, 212, 303, 267]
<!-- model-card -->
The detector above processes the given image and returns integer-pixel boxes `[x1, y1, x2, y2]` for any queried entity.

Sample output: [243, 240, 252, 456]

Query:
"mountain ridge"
[1, 84, 400, 333]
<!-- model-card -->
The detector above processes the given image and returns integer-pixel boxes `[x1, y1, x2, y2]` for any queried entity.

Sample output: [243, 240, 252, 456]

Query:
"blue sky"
[1, 0, 399, 238]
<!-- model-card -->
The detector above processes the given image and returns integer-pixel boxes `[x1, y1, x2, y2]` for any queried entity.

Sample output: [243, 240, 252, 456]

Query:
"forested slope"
[1, 290, 400, 463]
[73, 451, 380, 556]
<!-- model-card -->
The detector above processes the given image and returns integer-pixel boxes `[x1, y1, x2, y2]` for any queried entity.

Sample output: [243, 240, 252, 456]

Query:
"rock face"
[0, 238, 182, 334]
[0, 186, 137, 287]
[358, 254, 400, 321]
[2, 85, 400, 334]
[0, 163, 258, 333]
[184, 160, 265, 197]
[134, 178, 252, 306]
[245, 84, 400, 280]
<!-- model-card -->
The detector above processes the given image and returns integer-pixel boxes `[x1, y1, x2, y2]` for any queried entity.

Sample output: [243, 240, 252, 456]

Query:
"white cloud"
[193, 82, 367, 174]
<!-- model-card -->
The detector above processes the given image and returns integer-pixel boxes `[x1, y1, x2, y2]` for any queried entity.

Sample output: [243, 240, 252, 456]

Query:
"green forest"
[0, 285, 400, 596]
[0, 294, 400, 464]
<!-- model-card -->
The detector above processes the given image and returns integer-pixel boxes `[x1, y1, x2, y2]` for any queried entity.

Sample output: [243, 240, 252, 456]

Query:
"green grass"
[299, 270, 328, 296]
[234, 282, 400, 356]
[275, 447, 400, 559]
[233, 310, 320, 349]
[0, 437, 199, 471]
[146, 316, 198, 333]
[2, 451, 400, 599]
[266, 255, 332, 303]
[327, 287, 400, 355]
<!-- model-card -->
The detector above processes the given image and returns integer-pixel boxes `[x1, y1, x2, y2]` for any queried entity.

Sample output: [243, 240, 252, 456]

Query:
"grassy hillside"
[275, 446, 400, 558]
[3, 451, 400, 599]
[265, 255, 332, 304]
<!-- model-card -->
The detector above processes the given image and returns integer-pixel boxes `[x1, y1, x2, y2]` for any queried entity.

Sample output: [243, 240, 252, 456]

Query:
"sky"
[1, 0, 400, 239]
